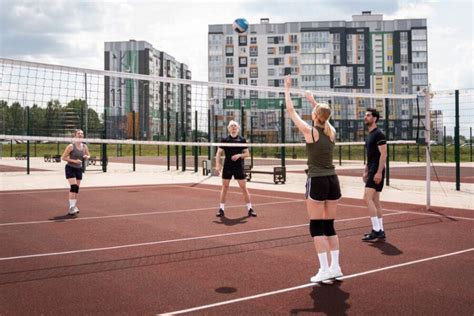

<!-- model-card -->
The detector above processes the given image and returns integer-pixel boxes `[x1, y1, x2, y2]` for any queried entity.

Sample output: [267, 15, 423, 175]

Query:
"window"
[267, 47, 275, 54]
[289, 34, 298, 43]
[268, 68, 275, 76]
[250, 67, 258, 78]
[226, 36, 233, 45]
[225, 46, 234, 56]
[250, 37, 257, 44]
[239, 35, 247, 46]
[249, 46, 258, 57]
[239, 78, 248, 85]
[250, 58, 257, 65]
[226, 58, 233, 66]
[239, 57, 247, 67]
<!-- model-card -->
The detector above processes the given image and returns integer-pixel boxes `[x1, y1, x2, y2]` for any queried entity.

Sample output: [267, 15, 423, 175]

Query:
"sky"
[1, 0, 473, 134]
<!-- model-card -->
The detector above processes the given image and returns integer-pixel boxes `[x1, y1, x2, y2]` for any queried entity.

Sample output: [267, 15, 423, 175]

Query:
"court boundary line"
[0, 212, 406, 261]
[2, 186, 473, 226]
[160, 248, 474, 315]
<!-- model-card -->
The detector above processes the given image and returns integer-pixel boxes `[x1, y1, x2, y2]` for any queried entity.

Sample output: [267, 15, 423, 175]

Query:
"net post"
[207, 109, 211, 160]
[424, 88, 431, 209]
[102, 108, 108, 173]
[132, 110, 136, 172]
[384, 98, 390, 186]
[26, 106, 30, 175]
[181, 84, 186, 172]
[175, 111, 179, 170]
[194, 110, 198, 172]
[443, 125, 447, 162]
[166, 108, 170, 171]
[454, 89, 460, 191]
[280, 102, 285, 168]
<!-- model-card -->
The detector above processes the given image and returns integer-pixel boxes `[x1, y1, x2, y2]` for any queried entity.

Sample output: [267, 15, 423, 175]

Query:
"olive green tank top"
[306, 126, 336, 177]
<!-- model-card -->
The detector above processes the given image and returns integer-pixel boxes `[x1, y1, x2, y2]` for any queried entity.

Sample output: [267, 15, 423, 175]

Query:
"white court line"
[0, 212, 405, 261]
[0, 200, 304, 227]
[2, 199, 473, 227]
[160, 248, 474, 315]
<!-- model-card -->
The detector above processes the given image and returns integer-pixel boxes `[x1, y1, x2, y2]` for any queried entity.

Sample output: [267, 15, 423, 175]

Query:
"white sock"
[69, 200, 75, 208]
[246, 203, 252, 211]
[370, 216, 380, 231]
[330, 250, 340, 269]
[220, 203, 225, 210]
[317, 252, 329, 271]
[379, 217, 384, 231]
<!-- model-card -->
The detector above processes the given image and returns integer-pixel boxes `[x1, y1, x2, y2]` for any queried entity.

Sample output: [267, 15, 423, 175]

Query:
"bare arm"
[305, 91, 318, 109]
[215, 148, 224, 171]
[83, 145, 90, 159]
[377, 144, 387, 174]
[284, 76, 311, 136]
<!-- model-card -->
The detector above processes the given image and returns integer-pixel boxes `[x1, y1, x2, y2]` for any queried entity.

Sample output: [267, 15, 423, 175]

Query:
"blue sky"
[1, 0, 473, 134]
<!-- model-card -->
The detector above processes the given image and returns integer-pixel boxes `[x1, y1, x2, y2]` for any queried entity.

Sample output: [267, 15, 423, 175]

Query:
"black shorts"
[65, 165, 83, 180]
[365, 170, 385, 192]
[222, 166, 245, 180]
[305, 175, 341, 201]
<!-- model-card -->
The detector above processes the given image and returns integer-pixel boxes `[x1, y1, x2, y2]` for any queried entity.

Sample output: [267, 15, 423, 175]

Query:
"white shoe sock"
[370, 216, 380, 231]
[317, 252, 329, 271]
[330, 250, 340, 269]
[246, 203, 252, 211]
[69, 200, 76, 208]
[220, 203, 225, 210]
[379, 217, 384, 231]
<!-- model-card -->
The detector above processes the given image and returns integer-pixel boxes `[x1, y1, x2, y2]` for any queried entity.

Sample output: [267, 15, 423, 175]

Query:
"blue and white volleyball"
[232, 18, 249, 33]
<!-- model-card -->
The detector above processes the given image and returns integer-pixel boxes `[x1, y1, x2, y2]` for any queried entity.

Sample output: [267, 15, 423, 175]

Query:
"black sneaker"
[248, 208, 257, 217]
[216, 208, 224, 217]
[362, 230, 385, 241]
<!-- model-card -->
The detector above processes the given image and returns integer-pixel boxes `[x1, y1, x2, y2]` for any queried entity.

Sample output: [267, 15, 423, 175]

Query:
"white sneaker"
[74, 206, 80, 213]
[68, 206, 78, 215]
[310, 269, 332, 283]
[329, 266, 343, 279]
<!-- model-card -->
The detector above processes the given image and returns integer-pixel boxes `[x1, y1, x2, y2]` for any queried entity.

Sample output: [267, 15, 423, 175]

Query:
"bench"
[15, 153, 27, 160]
[244, 164, 286, 184]
[44, 154, 61, 162]
[87, 156, 104, 166]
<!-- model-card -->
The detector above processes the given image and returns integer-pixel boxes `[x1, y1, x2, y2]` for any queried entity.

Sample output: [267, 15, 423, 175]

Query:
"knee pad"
[323, 219, 336, 236]
[309, 219, 324, 237]
[70, 184, 79, 193]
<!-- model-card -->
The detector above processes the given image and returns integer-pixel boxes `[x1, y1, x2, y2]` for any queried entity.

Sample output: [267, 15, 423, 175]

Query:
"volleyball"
[232, 18, 249, 33]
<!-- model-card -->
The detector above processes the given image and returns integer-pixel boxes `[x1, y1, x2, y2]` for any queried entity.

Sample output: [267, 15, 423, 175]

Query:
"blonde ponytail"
[323, 120, 336, 142]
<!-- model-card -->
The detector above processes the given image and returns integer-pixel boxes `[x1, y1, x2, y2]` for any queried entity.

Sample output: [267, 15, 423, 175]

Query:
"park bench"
[244, 163, 286, 184]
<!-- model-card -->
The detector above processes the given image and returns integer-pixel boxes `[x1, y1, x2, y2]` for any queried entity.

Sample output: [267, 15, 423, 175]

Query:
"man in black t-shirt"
[215, 120, 256, 218]
[362, 108, 388, 241]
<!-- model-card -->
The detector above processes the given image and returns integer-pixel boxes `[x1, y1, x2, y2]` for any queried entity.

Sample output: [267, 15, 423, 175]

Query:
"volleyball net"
[1, 57, 445, 205]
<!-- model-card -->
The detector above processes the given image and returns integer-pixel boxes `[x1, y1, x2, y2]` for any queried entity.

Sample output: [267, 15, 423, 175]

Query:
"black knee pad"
[309, 220, 324, 237]
[323, 219, 336, 236]
[70, 184, 79, 193]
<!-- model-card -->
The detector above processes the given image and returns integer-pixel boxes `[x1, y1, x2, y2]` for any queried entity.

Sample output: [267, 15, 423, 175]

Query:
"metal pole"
[281, 103, 285, 167]
[175, 111, 179, 170]
[425, 88, 432, 208]
[385, 98, 390, 186]
[250, 116, 254, 167]
[194, 110, 198, 172]
[167, 108, 170, 171]
[443, 125, 447, 163]
[26, 106, 30, 175]
[207, 109, 211, 160]
[132, 110, 136, 172]
[84, 73, 88, 137]
[102, 109, 107, 172]
[454, 90, 460, 190]
[470, 127, 472, 162]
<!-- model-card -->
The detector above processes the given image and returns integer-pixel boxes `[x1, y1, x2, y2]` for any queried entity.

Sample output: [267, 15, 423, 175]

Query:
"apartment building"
[105, 40, 191, 140]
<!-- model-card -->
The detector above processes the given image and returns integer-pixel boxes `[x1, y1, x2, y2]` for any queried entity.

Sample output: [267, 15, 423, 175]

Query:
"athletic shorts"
[365, 170, 385, 192]
[305, 175, 341, 201]
[222, 166, 245, 180]
[65, 165, 83, 180]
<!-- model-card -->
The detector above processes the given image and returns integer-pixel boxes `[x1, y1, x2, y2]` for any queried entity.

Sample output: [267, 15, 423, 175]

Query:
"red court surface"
[0, 184, 473, 315]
